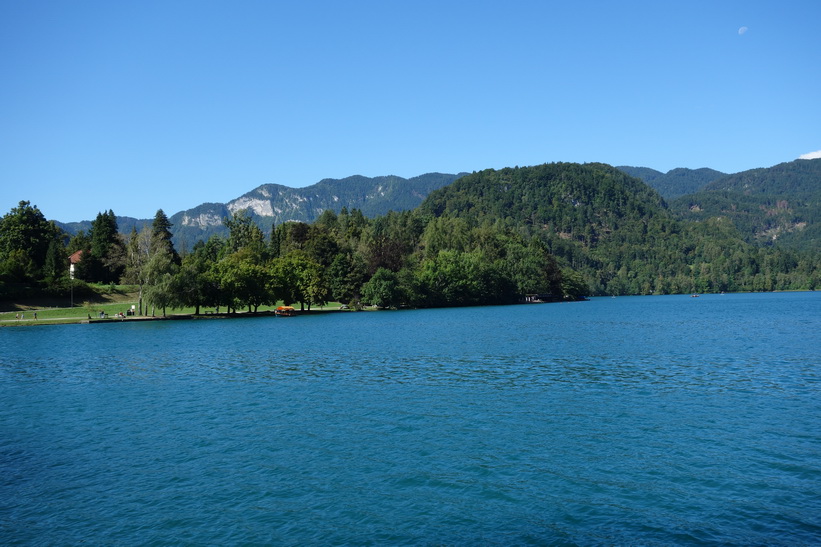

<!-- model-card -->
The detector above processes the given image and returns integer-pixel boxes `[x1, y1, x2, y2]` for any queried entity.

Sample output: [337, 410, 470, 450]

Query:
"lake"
[2, 292, 820, 544]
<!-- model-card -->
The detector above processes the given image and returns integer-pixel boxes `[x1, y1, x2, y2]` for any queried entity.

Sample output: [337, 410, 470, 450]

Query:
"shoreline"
[0, 307, 351, 327]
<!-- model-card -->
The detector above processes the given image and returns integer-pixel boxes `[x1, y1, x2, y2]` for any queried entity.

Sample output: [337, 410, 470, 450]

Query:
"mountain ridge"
[53, 159, 820, 252]
[416, 161, 820, 294]
[615, 166, 727, 199]
[668, 158, 821, 249]
[56, 172, 466, 248]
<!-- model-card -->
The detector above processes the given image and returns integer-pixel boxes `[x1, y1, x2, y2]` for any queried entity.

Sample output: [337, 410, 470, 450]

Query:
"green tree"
[214, 248, 272, 313]
[327, 251, 368, 305]
[560, 268, 589, 300]
[87, 210, 125, 283]
[362, 267, 402, 308]
[415, 250, 513, 307]
[225, 209, 265, 256]
[143, 246, 179, 317]
[0, 200, 59, 281]
[171, 236, 225, 314]
[270, 252, 327, 311]
[43, 238, 68, 287]
[122, 227, 152, 314]
[150, 209, 179, 264]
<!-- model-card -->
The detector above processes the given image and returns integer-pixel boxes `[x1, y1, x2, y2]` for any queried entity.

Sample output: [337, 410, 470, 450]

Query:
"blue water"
[2, 292, 820, 544]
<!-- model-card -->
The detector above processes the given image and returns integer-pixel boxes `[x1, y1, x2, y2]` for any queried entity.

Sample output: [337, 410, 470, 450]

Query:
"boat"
[275, 306, 296, 316]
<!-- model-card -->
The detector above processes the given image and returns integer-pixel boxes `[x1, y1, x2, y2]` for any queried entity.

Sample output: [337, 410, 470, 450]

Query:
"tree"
[327, 251, 368, 305]
[270, 251, 327, 311]
[213, 248, 271, 313]
[225, 209, 265, 256]
[560, 268, 589, 300]
[0, 201, 59, 281]
[150, 209, 179, 264]
[88, 210, 125, 283]
[122, 227, 151, 314]
[421, 216, 470, 258]
[414, 249, 517, 307]
[43, 238, 68, 286]
[504, 238, 563, 297]
[133, 210, 181, 316]
[142, 246, 178, 317]
[361, 268, 402, 308]
[304, 225, 339, 267]
[170, 236, 224, 314]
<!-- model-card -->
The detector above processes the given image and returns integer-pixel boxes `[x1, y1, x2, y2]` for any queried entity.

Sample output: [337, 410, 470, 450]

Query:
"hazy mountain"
[617, 166, 726, 200]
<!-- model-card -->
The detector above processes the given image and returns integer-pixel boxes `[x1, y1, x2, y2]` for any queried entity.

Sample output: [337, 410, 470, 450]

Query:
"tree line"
[0, 201, 584, 314]
[3, 162, 818, 309]
[418, 163, 821, 294]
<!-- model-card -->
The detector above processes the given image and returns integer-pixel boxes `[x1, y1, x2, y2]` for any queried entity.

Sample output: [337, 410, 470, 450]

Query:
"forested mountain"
[617, 166, 726, 199]
[669, 159, 821, 250]
[169, 173, 464, 249]
[419, 163, 820, 294]
[700, 159, 821, 197]
[57, 172, 464, 250]
[52, 160, 820, 257]
[4, 162, 820, 306]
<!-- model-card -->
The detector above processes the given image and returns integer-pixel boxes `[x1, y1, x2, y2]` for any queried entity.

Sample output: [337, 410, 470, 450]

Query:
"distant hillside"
[420, 163, 688, 294]
[418, 162, 819, 294]
[170, 172, 462, 249]
[669, 159, 821, 250]
[52, 159, 821, 255]
[617, 166, 726, 199]
[422, 163, 667, 234]
[56, 216, 150, 239]
[699, 159, 821, 198]
[58, 172, 464, 249]
[26, 161, 821, 298]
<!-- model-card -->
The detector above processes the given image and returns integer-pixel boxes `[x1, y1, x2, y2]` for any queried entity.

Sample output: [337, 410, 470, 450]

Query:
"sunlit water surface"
[2, 292, 820, 544]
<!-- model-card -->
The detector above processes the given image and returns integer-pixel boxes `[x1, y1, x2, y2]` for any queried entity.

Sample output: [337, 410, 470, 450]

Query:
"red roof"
[69, 250, 84, 264]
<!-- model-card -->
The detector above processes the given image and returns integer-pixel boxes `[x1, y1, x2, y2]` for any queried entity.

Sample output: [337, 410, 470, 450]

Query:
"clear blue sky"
[1, 1, 819, 222]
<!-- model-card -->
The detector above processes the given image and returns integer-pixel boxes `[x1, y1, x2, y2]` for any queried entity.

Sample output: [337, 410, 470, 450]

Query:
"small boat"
[275, 306, 296, 317]
[691, 294, 700, 298]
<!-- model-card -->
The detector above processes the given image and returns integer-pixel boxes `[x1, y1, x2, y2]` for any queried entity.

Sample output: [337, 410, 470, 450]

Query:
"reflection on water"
[1, 292, 820, 544]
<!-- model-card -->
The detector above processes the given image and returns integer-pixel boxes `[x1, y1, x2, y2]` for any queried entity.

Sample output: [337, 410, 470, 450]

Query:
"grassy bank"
[0, 284, 347, 326]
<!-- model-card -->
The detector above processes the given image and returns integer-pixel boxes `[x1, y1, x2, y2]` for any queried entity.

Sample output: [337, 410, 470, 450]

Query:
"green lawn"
[1, 294, 347, 326]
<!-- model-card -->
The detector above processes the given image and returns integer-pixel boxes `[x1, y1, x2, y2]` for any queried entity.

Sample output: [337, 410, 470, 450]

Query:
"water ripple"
[2, 293, 820, 544]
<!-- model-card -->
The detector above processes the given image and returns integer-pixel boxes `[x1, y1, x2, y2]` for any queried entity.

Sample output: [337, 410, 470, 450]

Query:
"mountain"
[58, 172, 464, 249]
[617, 166, 726, 199]
[55, 216, 151, 241]
[19, 161, 821, 298]
[170, 172, 463, 249]
[420, 163, 686, 294]
[52, 159, 821, 256]
[669, 159, 821, 250]
[698, 159, 821, 198]
[418, 162, 820, 294]
[422, 163, 667, 233]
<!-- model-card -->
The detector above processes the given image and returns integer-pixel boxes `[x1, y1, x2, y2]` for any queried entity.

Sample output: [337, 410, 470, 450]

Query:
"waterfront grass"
[1, 296, 347, 326]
